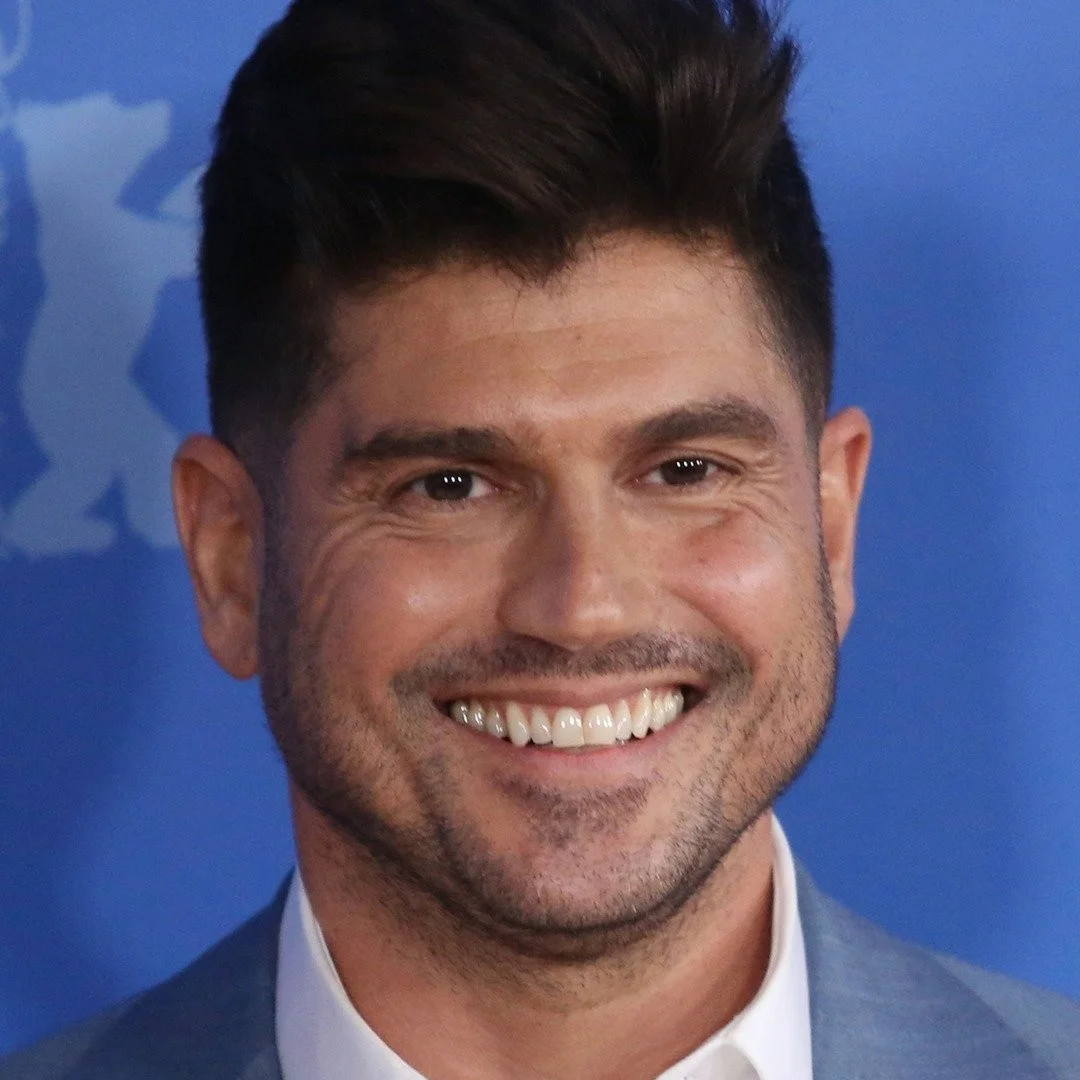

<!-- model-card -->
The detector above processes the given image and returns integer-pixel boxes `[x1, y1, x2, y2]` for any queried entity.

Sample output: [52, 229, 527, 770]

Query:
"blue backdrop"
[1, 0, 1078, 1054]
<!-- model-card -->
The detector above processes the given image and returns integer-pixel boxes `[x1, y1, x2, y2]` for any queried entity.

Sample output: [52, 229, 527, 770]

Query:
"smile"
[445, 687, 690, 749]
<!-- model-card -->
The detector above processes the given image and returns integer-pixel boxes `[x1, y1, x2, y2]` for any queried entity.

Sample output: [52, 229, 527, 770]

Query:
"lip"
[472, 707, 689, 784]
[435, 691, 699, 786]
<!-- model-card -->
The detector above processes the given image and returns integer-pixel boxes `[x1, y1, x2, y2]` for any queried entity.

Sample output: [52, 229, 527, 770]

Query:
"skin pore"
[173, 232, 871, 1080]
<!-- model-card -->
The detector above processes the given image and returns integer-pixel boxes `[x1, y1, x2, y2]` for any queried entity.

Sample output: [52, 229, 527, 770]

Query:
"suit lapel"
[71, 883, 288, 1080]
[797, 867, 1056, 1080]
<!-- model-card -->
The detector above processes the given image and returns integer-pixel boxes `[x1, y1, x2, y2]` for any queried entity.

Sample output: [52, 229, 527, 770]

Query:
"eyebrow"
[630, 397, 782, 450]
[339, 396, 783, 472]
[341, 426, 516, 468]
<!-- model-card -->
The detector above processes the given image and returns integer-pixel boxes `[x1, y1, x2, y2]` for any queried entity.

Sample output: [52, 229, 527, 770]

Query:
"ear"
[172, 435, 264, 679]
[818, 407, 872, 641]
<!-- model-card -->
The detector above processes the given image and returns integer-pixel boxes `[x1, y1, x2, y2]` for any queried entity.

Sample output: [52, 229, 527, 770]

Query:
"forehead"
[320, 233, 804, 443]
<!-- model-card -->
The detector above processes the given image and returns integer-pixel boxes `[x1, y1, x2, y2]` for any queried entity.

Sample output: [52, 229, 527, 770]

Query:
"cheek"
[674, 514, 818, 661]
[298, 530, 504, 685]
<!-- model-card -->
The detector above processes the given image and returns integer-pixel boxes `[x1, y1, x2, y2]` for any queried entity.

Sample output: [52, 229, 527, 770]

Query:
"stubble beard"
[258, 548, 838, 968]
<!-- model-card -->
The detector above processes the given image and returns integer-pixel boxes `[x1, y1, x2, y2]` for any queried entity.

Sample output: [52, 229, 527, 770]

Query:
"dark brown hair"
[200, 0, 833, 467]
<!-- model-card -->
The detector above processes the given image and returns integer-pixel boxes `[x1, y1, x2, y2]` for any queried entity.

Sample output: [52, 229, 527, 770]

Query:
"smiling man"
[3, 0, 1079, 1079]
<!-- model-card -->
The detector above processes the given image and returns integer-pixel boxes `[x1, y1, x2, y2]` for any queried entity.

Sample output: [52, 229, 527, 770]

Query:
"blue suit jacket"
[2, 868, 1079, 1079]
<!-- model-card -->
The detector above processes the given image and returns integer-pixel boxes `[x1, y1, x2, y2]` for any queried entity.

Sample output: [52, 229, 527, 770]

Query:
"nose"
[495, 480, 651, 651]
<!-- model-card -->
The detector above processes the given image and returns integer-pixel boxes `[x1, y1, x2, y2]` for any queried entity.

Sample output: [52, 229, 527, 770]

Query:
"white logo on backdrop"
[1, 0, 201, 557]
[0, 0, 31, 247]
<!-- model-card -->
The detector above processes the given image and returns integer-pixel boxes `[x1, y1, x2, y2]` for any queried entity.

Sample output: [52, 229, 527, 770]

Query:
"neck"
[293, 801, 776, 1080]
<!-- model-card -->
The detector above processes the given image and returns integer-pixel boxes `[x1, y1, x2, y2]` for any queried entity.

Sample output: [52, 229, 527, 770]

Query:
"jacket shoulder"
[935, 953, 1080, 1076]
[798, 865, 1080, 1079]
[0, 888, 286, 1080]
[0, 1007, 128, 1080]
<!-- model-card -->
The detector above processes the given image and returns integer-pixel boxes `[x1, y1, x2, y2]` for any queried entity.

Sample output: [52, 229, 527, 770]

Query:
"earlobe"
[172, 435, 264, 679]
[818, 407, 872, 641]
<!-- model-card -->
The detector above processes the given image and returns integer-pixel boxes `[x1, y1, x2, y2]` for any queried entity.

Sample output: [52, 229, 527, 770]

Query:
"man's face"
[249, 233, 860, 949]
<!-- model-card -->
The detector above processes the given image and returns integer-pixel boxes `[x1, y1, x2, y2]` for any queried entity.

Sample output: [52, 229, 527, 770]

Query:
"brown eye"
[655, 458, 715, 485]
[421, 471, 474, 500]
[409, 470, 495, 503]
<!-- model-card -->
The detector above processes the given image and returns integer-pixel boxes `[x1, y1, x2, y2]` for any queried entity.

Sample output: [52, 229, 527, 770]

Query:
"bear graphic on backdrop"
[3, 88, 199, 557]
[0, 0, 29, 249]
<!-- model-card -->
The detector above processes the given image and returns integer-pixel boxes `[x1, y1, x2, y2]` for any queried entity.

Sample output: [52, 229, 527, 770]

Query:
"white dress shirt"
[276, 816, 812, 1080]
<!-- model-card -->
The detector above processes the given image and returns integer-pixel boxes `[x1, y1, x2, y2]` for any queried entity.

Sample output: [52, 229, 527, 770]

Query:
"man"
[2, 0, 1078, 1077]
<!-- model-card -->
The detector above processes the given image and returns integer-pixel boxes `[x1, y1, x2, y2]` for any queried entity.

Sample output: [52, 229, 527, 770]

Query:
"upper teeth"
[447, 688, 686, 748]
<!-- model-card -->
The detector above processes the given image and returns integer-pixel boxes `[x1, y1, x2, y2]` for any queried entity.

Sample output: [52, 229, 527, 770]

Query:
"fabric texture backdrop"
[1, 0, 1077, 1055]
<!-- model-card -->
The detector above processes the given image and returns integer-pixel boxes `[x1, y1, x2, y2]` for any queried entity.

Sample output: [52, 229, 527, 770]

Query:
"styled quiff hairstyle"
[201, 0, 833, 467]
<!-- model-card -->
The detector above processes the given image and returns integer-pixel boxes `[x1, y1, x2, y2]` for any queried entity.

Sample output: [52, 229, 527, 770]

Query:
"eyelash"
[639, 457, 732, 488]
[403, 469, 497, 505]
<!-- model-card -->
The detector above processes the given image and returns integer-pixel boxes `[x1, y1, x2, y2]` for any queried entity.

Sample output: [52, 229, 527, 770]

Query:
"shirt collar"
[661, 816, 812, 1080]
[276, 815, 812, 1080]
[276, 861, 427, 1080]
